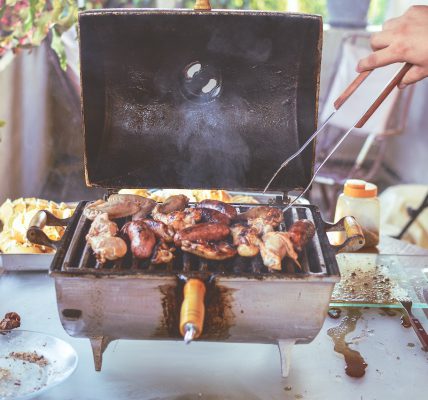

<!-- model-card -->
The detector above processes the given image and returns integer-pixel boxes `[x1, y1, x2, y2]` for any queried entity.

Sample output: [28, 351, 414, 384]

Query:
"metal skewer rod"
[281, 62, 412, 213]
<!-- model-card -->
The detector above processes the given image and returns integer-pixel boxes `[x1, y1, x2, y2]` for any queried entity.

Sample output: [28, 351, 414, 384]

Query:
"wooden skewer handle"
[355, 62, 412, 129]
[334, 70, 372, 110]
[180, 279, 206, 338]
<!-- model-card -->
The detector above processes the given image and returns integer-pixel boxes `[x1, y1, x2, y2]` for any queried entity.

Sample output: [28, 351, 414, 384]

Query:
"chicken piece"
[174, 223, 230, 246]
[236, 206, 284, 236]
[259, 231, 300, 271]
[230, 224, 262, 257]
[181, 240, 237, 260]
[87, 236, 128, 263]
[142, 219, 175, 243]
[199, 207, 231, 225]
[288, 219, 316, 251]
[86, 213, 118, 240]
[153, 208, 202, 233]
[151, 240, 175, 265]
[122, 220, 156, 259]
[84, 194, 156, 220]
[155, 194, 189, 214]
[196, 199, 237, 219]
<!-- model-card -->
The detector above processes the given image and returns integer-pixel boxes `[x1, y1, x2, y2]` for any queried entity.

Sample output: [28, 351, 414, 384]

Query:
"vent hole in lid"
[62, 309, 82, 320]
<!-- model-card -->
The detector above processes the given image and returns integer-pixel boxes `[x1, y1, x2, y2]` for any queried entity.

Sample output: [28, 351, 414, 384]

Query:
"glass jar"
[334, 179, 380, 248]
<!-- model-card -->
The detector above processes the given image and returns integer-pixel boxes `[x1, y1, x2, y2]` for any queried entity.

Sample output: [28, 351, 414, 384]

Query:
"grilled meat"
[197, 200, 237, 219]
[142, 219, 175, 243]
[86, 212, 119, 239]
[86, 213, 127, 263]
[236, 206, 284, 235]
[289, 219, 315, 251]
[155, 194, 189, 214]
[230, 224, 261, 257]
[153, 208, 202, 232]
[174, 223, 230, 246]
[88, 236, 128, 263]
[260, 231, 300, 271]
[0, 312, 21, 330]
[122, 220, 156, 259]
[84, 194, 155, 220]
[181, 240, 237, 260]
[151, 240, 175, 265]
[200, 207, 231, 225]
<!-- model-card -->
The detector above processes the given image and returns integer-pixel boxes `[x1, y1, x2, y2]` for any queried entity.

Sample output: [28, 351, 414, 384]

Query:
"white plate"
[0, 330, 78, 400]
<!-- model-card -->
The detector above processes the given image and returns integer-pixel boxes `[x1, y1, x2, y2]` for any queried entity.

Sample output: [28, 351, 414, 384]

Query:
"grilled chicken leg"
[86, 213, 127, 263]
[235, 206, 284, 235]
[230, 224, 262, 257]
[259, 231, 300, 271]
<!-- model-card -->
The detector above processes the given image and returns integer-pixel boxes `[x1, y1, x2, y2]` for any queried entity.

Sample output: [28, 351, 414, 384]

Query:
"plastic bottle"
[334, 179, 380, 248]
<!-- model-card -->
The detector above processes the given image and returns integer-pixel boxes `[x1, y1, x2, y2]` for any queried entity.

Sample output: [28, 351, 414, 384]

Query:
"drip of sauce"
[380, 307, 396, 317]
[327, 308, 368, 378]
[400, 314, 411, 328]
[328, 308, 342, 319]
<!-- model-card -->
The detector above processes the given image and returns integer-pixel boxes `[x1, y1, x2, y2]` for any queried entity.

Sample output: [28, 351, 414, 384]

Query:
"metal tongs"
[263, 63, 412, 210]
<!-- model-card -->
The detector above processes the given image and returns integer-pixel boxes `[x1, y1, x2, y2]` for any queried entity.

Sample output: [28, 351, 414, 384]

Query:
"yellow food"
[0, 197, 75, 254]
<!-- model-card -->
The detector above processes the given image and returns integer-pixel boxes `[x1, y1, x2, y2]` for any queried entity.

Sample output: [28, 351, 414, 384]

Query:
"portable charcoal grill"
[27, 1, 364, 376]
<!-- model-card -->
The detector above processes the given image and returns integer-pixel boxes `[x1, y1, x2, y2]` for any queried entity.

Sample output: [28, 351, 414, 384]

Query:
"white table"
[1, 269, 427, 400]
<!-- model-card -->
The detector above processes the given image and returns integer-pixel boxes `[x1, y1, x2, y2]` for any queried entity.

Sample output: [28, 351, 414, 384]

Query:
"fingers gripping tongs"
[263, 63, 412, 211]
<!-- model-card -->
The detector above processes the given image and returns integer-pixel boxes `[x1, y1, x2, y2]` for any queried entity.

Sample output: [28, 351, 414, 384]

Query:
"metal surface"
[79, 9, 322, 192]
[29, 201, 353, 372]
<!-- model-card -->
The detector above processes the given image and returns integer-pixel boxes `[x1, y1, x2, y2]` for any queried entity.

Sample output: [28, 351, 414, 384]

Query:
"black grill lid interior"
[80, 9, 321, 192]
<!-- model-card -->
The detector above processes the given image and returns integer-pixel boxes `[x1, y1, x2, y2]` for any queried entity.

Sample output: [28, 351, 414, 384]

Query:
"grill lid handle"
[26, 210, 71, 251]
[325, 216, 365, 254]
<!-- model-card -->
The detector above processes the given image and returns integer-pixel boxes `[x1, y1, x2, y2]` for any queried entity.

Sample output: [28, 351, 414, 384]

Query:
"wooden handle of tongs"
[355, 63, 412, 128]
[333, 62, 412, 125]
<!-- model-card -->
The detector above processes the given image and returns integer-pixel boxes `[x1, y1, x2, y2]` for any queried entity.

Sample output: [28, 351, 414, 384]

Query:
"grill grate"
[57, 203, 333, 277]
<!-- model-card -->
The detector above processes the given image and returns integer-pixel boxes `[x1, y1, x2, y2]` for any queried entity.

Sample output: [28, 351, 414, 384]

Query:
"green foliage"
[184, 0, 287, 10]
[368, 0, 388, 26]
[0, 120, 5, 128]
[298, 0, 326, 15]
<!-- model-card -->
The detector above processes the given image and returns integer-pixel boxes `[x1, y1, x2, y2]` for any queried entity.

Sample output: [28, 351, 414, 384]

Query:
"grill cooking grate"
[57, 203, 334, 277]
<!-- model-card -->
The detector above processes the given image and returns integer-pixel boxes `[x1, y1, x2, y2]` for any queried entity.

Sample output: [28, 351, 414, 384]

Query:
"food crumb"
[284, 386, 292, 391]
[8, 351, 48, 367]
[295, 395, 303, 399]
[0, 312, 21, 330]
[407, 343, 415, 348]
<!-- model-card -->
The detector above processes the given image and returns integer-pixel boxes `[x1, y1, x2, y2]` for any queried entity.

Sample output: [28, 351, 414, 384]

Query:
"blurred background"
[1, 0, 428, 244]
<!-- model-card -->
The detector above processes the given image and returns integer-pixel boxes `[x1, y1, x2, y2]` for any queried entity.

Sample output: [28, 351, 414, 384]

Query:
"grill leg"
[90, 336, 114, 371]
[277, 339, 295, 378]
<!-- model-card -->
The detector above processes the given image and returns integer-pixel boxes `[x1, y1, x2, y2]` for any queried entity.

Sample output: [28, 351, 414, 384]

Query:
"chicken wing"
[181, 240, 237, 260]
[153, 208, 202, 232]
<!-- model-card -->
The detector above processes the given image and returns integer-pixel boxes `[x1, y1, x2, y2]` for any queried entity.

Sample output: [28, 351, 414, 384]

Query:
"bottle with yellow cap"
[334, 179, 380, 248]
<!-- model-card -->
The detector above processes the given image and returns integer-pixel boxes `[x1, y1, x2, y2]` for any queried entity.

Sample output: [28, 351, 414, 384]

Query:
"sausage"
[122, 220, 156, 259]
[197, 200, 237, 219]
[288, 219, 315, 251]
[174, 223, 230, 246]
[200, 208, 231, 225]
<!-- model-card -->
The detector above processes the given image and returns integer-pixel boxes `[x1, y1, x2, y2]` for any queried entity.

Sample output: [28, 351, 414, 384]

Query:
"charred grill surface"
[54, 202, 337, 278]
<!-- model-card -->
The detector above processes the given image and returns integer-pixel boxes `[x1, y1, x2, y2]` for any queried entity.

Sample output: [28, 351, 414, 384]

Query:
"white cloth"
[320, 39, 403, 136]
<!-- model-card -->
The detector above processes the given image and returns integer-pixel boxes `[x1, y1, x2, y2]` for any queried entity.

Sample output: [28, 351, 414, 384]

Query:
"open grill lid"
[79, 9, 322, 192]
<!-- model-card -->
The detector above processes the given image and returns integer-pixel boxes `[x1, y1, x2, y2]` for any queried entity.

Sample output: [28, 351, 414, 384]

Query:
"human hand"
[357, 5, 428, 88]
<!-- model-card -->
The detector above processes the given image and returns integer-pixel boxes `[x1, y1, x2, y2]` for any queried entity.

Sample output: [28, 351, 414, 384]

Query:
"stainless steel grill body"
[47, 202, 342, 375]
